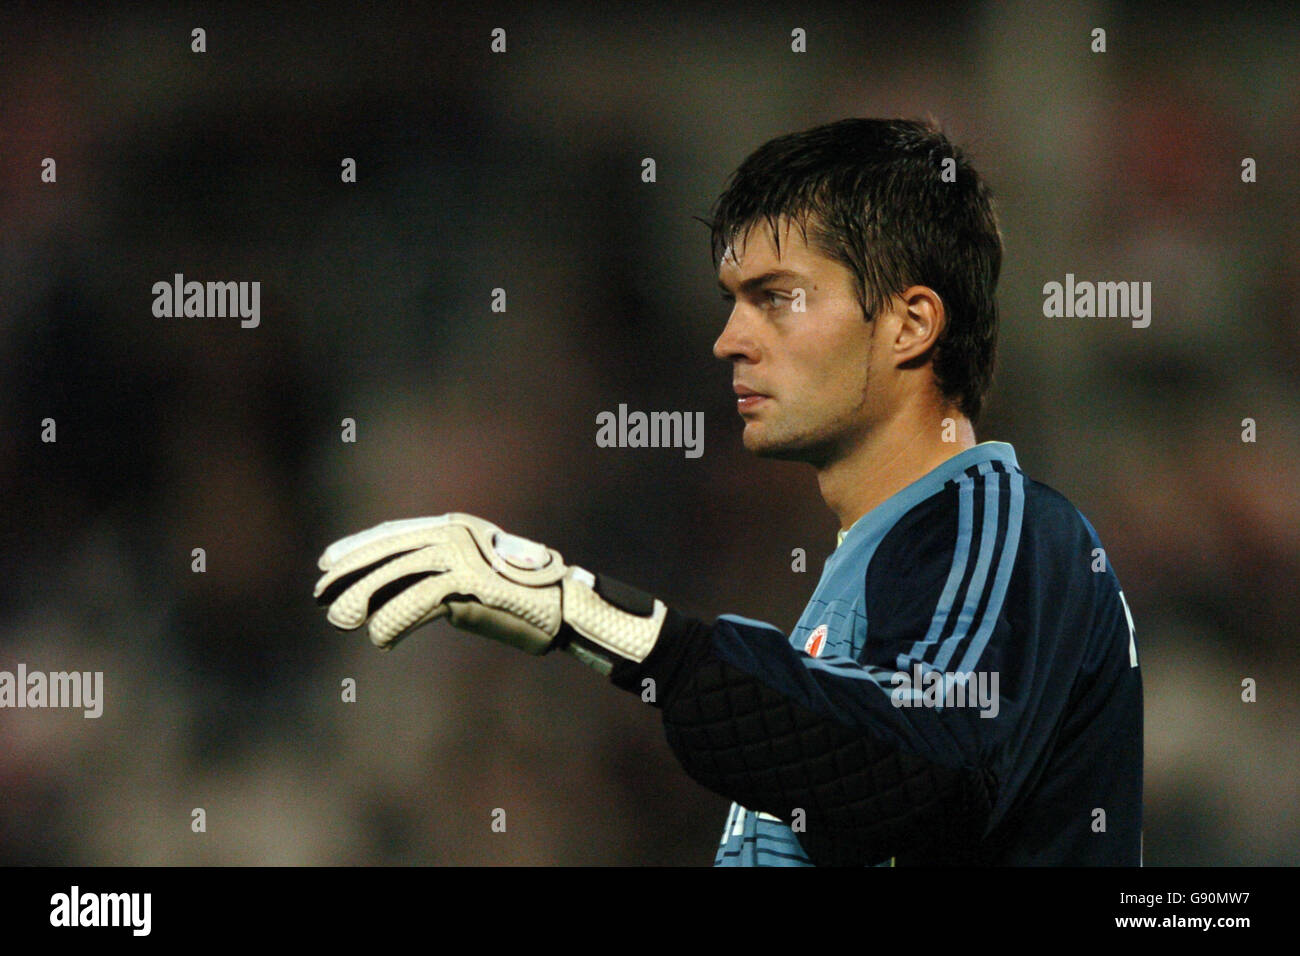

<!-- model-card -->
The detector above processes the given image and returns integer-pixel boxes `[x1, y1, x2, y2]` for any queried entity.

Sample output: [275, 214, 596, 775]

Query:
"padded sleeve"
[611, 610, 997, 866]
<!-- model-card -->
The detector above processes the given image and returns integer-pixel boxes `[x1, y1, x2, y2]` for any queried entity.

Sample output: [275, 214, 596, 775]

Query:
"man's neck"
[818, 409, 977, 534]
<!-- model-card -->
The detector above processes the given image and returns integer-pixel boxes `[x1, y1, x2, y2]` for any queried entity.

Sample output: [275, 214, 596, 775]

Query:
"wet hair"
[706, 118, 1002, 424]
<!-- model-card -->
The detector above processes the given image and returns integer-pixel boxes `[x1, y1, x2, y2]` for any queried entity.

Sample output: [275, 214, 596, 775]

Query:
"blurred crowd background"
[1, 1, 1297, 865]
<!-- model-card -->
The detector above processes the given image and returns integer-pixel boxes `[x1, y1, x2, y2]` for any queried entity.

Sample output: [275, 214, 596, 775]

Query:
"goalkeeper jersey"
[611, 440, 1143, 865]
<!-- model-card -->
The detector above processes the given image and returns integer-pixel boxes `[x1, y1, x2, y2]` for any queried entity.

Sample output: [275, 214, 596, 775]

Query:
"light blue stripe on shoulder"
[932, 462, 1004, 671]
[955, 469, 1025, 673]
[896, 470, 977, 669]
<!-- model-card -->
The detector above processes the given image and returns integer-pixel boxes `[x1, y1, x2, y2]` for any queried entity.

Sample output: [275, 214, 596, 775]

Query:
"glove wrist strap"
[559, 569, 667, 672]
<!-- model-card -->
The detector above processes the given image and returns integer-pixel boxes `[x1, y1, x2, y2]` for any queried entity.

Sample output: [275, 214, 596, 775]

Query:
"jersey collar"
[836, 441, 1020, 549]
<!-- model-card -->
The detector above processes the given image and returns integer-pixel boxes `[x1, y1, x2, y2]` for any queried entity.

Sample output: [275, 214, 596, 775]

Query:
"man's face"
[713, 218, 885, 466]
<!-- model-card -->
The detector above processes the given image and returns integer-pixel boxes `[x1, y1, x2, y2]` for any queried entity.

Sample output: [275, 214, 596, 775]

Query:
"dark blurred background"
[1, 1, 1296, 864]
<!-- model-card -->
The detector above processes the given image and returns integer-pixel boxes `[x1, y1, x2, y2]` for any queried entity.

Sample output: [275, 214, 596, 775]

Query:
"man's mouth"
[733, 385, 770, 413]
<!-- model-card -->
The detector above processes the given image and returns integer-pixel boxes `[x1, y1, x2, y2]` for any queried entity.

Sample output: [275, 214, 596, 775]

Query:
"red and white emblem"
[804, 624, 828, 657]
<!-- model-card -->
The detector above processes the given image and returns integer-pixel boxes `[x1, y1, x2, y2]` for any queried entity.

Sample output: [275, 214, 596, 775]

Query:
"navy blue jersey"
[610, 441, 1143, 865]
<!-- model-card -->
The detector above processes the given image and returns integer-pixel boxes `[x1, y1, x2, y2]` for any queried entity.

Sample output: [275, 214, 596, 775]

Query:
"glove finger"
[315, 548, 423, 608]
[315, 525, 465, 606]
[317, 513, 508, 574]
[372, 603, 450, 652]
[324, 546, 457, 630]
[316, 537, 434, 600]
[366, 574, 465, 649]
[314, 514, 508, 600]
[316, 515, 456, 572]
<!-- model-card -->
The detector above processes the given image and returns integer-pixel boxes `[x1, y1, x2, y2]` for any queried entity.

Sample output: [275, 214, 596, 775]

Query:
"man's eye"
[717, 291, 787, 309]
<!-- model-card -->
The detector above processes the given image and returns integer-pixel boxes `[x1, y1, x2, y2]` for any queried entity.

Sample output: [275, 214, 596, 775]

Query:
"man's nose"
[713, 307, 757, 363]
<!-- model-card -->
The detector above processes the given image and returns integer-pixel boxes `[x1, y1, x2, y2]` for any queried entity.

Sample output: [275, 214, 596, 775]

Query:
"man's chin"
[743, 425, 826, 464]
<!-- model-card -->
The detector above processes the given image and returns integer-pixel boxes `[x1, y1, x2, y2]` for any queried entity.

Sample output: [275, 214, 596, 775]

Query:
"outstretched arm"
[314, 513, 997, 865]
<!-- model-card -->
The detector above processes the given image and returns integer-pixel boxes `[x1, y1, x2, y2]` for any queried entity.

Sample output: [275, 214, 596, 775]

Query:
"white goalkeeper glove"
[313, 513, 668, 674]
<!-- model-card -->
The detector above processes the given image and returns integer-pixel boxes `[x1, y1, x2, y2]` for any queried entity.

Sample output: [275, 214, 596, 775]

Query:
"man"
[314, 118, 1143, 866]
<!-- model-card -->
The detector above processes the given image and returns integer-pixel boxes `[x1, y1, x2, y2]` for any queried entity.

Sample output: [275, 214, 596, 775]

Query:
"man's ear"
[894, 286, 945, 368]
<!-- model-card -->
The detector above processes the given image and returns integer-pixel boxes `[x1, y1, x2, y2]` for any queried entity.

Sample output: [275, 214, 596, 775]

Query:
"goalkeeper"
[314, 118, 1143, 866]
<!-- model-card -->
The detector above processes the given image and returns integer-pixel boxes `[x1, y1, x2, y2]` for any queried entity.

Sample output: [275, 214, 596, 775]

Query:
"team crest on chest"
[804, 624, 829, 657]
